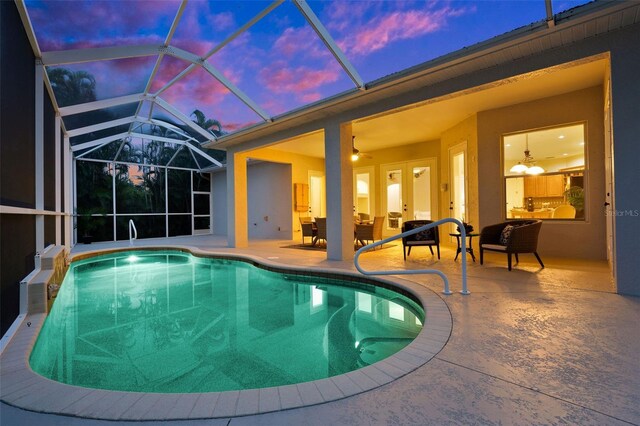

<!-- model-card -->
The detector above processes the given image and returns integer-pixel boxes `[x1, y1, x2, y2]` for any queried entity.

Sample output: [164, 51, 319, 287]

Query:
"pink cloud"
[149, 56, 193, 93]
[259, 62, 341, 96]
[161, 67, 231, 113]
[28, 0, 180, 51]
[273, 27, 328, 59]
[207, 12, 235, 32]
[300, 92, 322, 103]
[342, 8, 459, 56]
[323, 1, 473, 58]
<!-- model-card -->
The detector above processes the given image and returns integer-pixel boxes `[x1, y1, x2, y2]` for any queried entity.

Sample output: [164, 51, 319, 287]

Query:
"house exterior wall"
[440, 115, 479, 235]
[247, 162, 292, 240]
[477, 86, 606, 259]
[246, 147, 325, 238]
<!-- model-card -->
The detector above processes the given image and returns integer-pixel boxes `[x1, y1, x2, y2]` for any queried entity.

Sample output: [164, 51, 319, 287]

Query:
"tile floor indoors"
[1, 234, 638, 425]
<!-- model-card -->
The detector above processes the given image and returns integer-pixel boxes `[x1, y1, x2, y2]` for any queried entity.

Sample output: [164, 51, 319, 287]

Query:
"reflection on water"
[30, 251, 424, 393]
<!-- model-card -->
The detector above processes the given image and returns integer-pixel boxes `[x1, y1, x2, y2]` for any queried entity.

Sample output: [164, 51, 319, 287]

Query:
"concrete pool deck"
[1, 235, 639, 425]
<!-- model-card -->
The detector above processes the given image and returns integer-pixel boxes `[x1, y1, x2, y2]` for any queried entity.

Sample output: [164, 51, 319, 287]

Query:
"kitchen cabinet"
[523, 175, 566, 198]
[545, 174, 565, 197]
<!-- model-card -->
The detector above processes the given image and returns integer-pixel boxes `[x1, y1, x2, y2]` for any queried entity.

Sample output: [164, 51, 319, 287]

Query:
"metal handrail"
[128, 219, 137, 246]
[354, 218, 469, 295]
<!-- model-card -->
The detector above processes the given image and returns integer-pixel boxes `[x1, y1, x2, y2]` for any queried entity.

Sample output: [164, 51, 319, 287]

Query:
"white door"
[449, 142, 468, 235]
[381, 159, 437, 236]
[353, 166, 375, 220]
[604, 79, 616, 279]
[308, 170, 325, 219]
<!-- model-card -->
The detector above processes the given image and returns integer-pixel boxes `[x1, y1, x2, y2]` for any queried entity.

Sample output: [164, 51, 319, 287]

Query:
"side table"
[449, 233, 479, 262]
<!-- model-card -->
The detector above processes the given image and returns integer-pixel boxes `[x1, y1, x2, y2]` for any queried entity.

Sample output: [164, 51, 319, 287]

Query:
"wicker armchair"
[314, 217, 327, 246]
[479, 220, 544, 271]
[401, 220, 440, 260]
[299, 216, 316, 245]
[355, 216, 384, 247]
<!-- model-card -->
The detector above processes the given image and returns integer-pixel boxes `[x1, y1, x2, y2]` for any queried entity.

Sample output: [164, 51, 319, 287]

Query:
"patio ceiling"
[268, 57, 607, 159]
[17, 0, 591, 168]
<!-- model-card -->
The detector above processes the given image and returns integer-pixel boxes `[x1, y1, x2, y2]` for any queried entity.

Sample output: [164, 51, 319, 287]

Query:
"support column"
[63, 135, 73, 248]
[35, 62, 44, 252]
[610, 44, 640, 296]
[227, 149, 248, 248]
[324, 122, 354, 261]
[55, 114, 61, 246]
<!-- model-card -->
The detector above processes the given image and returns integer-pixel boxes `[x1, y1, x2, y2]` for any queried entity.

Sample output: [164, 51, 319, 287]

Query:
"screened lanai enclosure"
[15, 0, 592, 245]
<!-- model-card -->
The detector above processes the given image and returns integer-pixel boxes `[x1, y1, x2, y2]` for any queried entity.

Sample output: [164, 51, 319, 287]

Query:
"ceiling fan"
[351, 136, 372, 161]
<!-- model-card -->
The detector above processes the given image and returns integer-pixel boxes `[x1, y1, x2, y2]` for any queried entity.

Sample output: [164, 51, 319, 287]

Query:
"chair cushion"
[482, 244, 507, 251]
[406, 240, 436, 245]
[499, 225, 515, 245]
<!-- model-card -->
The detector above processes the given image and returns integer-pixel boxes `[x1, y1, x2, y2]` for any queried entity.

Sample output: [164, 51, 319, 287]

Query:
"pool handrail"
[354, 217, 469, 295]
[129, 219, 137, 246]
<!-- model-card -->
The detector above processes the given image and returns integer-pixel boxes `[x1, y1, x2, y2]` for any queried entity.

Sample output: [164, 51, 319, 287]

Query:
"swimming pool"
[29, 250, 424, 393]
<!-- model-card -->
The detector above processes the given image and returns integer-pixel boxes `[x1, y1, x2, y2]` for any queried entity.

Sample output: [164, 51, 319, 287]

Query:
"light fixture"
[351, 136, 359, 161]
[509, 134, 545, 174]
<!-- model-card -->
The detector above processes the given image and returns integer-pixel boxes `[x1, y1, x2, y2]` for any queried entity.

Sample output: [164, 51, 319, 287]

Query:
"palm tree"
[190, 109, 223, 137]
[48, 68, 97, 107]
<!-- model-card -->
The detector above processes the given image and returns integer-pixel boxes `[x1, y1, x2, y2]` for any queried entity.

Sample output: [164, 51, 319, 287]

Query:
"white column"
[226, 149, 248, 247]
[324, 122, 354, 261]
[35, 62, 44, 252]
[63, 135, 73, 247]
[610, 47, 640, 296]
[55, 114, 61, 245]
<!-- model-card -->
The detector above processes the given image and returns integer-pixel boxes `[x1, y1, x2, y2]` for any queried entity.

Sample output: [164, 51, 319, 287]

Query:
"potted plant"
[564, 186, 585, 217]
[456, 219, 474, 234]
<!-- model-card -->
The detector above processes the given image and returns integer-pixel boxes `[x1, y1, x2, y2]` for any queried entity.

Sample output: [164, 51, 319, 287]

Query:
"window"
[503, 123, 586, 220]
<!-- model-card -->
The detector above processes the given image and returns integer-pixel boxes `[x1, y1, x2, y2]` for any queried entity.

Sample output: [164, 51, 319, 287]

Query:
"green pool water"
[29, 250, 424, 393]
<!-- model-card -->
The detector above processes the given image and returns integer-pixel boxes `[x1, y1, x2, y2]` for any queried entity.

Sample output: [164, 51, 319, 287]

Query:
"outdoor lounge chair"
[479, 220, 544, 270]
[401, 220, 440, 260]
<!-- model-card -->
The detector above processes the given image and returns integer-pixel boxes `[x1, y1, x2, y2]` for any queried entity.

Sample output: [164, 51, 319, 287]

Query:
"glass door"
[449, 142, 467, 235]
[353, 166, 375, 221]
[381, 164, 404, 235]
[407, 159, 437, 221]
[381, 159, 437, 237]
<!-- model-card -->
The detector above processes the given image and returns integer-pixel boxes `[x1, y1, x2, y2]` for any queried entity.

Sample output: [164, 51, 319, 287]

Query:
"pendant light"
[509, 134, 544, 174]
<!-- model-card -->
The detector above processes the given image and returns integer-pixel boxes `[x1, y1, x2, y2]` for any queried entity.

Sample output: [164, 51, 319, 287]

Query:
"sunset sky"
[26, 0, 589, 135]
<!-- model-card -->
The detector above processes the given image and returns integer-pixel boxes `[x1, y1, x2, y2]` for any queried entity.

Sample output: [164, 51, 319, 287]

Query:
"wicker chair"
[299, 216, 316, 245]
[479, 220, 544, 271]
[355, 216, 384, 247]
[401, 220, 440, 260]
[314, 217, 327, 246]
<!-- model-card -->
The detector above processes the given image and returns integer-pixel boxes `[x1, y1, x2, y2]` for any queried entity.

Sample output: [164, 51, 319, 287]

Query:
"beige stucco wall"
[477, 85, 606, 259]
[440, 115, 479, 238]
[247, 147, 325, 237]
